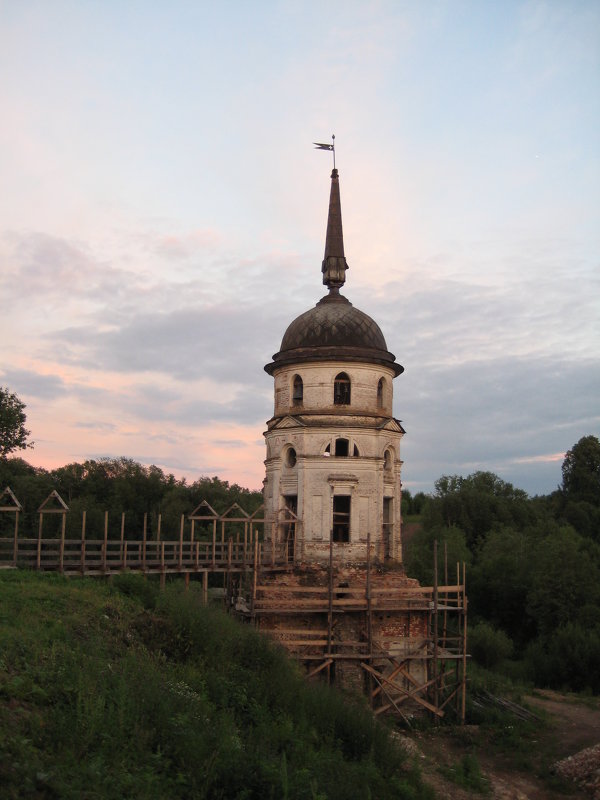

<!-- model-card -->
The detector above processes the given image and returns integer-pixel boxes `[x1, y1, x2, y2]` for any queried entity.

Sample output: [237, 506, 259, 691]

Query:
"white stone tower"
[264, 168, 405, 564]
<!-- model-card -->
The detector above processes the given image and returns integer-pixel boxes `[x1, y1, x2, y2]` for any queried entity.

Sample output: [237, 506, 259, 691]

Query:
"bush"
[524, 624, 600, 693]
[469, 622, 513, 669]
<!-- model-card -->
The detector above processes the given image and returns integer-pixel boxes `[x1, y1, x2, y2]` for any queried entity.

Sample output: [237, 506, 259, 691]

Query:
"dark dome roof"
[281, 294, 387, 351]
[265, 293, 403, 376]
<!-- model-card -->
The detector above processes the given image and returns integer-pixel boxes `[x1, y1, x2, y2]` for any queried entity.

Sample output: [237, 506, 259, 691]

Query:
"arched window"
[292, 375, 303, 405]
[334, 372, 351, 405]
[377, 377, 385, 409]
[384, 449, 393, 471]
[285, 447, 297, 468]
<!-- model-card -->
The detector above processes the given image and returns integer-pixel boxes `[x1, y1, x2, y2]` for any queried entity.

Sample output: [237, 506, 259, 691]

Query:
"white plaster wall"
[272, 362, 396, 417]
[264, 359, 404, 564]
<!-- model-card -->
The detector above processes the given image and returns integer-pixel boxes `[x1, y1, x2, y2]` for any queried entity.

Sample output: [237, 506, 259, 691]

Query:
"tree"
[423, 471, 534, 547]
[0, 387, 33, 458]
[562, 435, 600, 506]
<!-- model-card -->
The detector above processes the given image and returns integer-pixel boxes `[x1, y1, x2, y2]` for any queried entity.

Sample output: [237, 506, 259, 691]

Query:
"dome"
[281, 294, 387, 351]
[265, 292, 403, 376]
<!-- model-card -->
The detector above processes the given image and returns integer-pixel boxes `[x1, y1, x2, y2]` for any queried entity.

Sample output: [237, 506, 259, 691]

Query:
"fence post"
[102, 511, 108, 572]
[179, 514, 184, 570]
[142, 513, 147, 572]
[12, 511, 19, 566]
[80, 511, 86, 573]
[36, 514, 43, 570]
[59, 513, 66, 573]
[120, 513, 125, 563]
[202, 570, 208, 605]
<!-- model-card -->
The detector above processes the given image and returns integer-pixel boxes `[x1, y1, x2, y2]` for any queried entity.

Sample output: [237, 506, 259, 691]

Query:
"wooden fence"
[0, 488, 291, 576]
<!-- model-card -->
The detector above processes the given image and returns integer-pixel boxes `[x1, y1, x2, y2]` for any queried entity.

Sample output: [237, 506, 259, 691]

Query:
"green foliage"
[401, 490, 428, 517]
[524, 623, 600, 693]
[526, 527, 600, 638]
[0, 456, 263, 539]
[561, 435, 600, 506]
[469, 622, 513, 669]
[403, 524, 471, 586]
[439, 754, 490, 794]
[0, 571, 428, 799]
[424, 472, 533, 548]
[403, 438, 600, 693]
[0, 387, 33, 458]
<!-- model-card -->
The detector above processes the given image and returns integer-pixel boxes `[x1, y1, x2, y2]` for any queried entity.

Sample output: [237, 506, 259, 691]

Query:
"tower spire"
[321, 167, 349, 293]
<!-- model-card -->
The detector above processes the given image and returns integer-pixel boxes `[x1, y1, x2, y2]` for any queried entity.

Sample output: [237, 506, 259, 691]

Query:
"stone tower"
[264, 168, 405, 564]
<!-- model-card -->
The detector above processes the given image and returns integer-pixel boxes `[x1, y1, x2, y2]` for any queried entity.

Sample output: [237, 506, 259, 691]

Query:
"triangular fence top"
[189, 500, 219, 520]
[221, 502, 250, 520]
[37, 490, 69, 514]
[0, 487, 22, 512]
[250, 503, 266, 522]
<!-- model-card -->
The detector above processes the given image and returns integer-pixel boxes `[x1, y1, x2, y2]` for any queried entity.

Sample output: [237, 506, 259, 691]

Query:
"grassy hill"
[0, 571, 432, 800]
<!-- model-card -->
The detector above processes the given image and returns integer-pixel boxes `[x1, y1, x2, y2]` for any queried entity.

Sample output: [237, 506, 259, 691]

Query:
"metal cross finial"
[313, 134, 336, 169]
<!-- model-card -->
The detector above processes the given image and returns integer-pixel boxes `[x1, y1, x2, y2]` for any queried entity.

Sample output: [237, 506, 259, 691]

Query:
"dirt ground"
[400, 690, 600, 799]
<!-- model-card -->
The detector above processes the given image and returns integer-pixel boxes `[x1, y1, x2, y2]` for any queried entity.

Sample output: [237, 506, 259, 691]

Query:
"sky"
[1, 0, 599, 496]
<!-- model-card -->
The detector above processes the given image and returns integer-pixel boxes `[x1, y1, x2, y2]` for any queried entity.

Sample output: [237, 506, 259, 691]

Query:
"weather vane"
[313, 134, 336, 169]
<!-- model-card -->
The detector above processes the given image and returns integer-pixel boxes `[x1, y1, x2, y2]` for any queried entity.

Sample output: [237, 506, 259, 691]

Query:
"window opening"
[353, 444, 360, 457]
[384, 449, 393, 471]
[323, 443, 331, 457]
[332, 496, 351, 543]
[285, 447, 297, 468]
[283, 496, 297, 561]
[292, 375, 303, 405]
[377, 378, 385, 409]
[383, 498, 392, 560]
[334, 372, 351, 405]
[334, 438, 349, 457]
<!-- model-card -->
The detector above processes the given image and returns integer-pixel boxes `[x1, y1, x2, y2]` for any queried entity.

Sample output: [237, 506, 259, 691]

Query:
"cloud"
[399, 355, 600, 495]
[0, 368, 67, 400]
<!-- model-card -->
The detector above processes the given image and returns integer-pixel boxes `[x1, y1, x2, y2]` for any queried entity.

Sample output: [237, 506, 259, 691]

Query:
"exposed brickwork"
[255, 564, 431, 697]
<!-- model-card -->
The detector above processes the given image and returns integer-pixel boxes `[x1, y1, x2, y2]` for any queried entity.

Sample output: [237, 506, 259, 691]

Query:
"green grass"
[439, 754, 490, 794]
[0, 570, 433, 799]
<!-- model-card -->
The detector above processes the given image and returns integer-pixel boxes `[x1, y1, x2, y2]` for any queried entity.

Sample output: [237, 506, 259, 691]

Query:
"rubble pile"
[554, 743, 600, 799]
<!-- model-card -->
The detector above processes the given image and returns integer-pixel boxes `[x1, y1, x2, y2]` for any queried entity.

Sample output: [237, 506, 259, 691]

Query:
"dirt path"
[526, 690, 600, 755]
[402, 691, 600, 799]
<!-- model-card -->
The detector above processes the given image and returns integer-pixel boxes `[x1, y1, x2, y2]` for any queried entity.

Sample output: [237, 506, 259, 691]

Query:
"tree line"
[403, 435, 600, 693]
[0, 456, 263, 539]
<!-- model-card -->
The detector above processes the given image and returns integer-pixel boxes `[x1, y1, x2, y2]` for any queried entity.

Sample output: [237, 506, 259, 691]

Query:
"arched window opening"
[377, 378, 385, 409]
[292, 375, 303, 405]
[384, 449, 393, 471]
[353, 444, 360, 457]
[335, 438, 349, 457]
[332, 496, 351, 543]
[323, 443, 331, 457]
[334, 372, 351, 405]
[285, 447, 297, 468]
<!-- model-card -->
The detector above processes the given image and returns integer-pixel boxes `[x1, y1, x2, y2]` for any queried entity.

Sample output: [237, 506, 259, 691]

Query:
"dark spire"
[321, 168, 349, 293]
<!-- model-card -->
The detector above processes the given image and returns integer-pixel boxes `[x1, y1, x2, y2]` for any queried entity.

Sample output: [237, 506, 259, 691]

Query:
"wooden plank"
[276, 640, 329, 647]
[361, 662, 443, 717]
[256, 585, 329, 594]
[265, 628, 329, 636]
[307, 659, 333, 678]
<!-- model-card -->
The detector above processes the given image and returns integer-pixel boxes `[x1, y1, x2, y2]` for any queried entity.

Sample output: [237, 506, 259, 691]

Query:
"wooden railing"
[0, 535, 291, 575]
